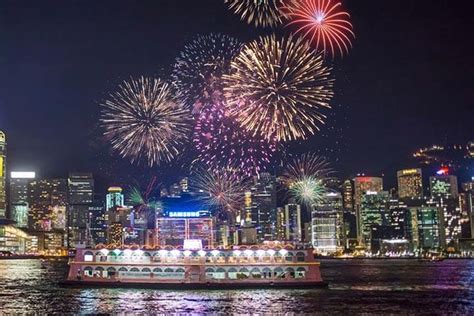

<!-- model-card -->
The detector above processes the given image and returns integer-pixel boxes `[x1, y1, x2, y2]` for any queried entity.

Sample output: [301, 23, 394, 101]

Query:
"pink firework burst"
[193, 91, 276, 177]
[282, 0, 355, 57]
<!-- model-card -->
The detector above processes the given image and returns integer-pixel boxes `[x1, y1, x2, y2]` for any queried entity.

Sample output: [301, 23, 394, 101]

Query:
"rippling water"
[0, 259, 473, 314]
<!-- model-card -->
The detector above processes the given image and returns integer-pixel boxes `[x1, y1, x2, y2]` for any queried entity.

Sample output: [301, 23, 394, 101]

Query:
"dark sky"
[1, 0, 473, 190]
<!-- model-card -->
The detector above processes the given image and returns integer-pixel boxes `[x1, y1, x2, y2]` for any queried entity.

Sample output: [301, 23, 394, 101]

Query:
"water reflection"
[0, 259, 472, 314]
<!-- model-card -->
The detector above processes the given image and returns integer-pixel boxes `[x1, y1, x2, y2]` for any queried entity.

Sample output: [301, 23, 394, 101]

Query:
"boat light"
[158, 249, 168, 256]
[170, 249, 180, 257]
[279, 249, 288, 256]
[123, 249, 132, 256]
[113, 249, 121, 255]
[198, 250, 206, 257]
[233, 250, 241, 256]
[100, 249, 109, 255]
[267, 249, 276, 256]
[256, 249, 265, 257]
[211, 250, 220, 256]
[183, 250, 192, 257]
[134, 249, 143, 256]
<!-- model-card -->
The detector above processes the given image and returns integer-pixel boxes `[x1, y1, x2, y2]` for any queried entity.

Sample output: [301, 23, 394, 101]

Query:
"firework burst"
[223, 34, 334, 142]
[193, 89, 276, 176]
[224, 0, 285, 28]
[173, 33, 241, 108]
[282, 0, 355, 57]
[101, 77, 191, 166]
[282, 153, 332, 206]
[191, 166, 248, 215]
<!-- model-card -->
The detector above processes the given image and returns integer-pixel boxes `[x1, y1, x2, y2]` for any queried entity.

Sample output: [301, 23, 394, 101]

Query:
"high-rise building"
[416, 201, 444, 251]
[67, 173, 94, 248]
[0, 131, 6, 218]
[248, 173, 277, 242]
[359, 191, 389, 249]
[429, 173, 458, 198]
[397, 168, 423, 199]
[106, 187, 124, 210]
[28, 179, 67, 251]
[342, 179, 354, 213]
[9, 171, 36, 228]
[461, 181, 474, 238]
[283, 203, 302, 242]
[312, 192, 344, 254]
[353, 176, 383, 243]
[88, 198, 106, 246]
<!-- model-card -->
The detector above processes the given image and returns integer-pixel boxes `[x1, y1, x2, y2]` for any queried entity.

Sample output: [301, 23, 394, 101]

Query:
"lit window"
[84, 255, 93, 262]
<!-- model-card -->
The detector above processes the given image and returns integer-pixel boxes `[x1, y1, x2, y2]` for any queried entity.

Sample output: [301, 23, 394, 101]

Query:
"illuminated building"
[179, 177, 189, 193]
[342, 179, 354, 213]
[156, 216, 215, 248]
[461, 181, 474, 238]
[106, 187, 124, 211]
[353, 176, 383, 242]
[9, 171, 35, 228]
[248, 173, 277, 242]
[88, 200, 106, 246]
[0, 131, 6, 218]
[28, 179, 67, 251]
[281, 203, 302, 242]
[415, 201, 443, 251]
[312, 192, 344, 254]
[429, 171, 458, 198]
[68, 173, 94, 248]
[359, 191, 389, 249]
[0, 220, 38, 254]
[397, 168, 423, 199]
[275, 207, 286, 241]
[468, 142, 474, 158]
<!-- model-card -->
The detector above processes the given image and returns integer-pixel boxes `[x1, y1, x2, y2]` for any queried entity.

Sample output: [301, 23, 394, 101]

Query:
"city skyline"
[1, 0, 473, 187]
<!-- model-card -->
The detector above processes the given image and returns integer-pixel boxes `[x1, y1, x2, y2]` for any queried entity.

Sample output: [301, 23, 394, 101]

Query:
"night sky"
[1, 0, 473, 190]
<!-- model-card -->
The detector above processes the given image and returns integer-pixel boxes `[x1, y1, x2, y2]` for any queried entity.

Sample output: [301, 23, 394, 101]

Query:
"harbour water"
[0, 259, 473, 314]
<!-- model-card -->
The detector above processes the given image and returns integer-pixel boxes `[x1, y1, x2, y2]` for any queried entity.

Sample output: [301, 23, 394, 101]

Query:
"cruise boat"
[63, 243, 326, 288]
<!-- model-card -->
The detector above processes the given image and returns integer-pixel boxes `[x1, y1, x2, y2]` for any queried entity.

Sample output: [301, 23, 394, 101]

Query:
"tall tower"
[0, 131, 6, 218]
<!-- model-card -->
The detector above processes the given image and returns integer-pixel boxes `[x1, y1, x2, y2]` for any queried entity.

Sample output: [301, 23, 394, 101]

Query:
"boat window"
[142, 268, 151, 273]
[296, 252, 306, 262]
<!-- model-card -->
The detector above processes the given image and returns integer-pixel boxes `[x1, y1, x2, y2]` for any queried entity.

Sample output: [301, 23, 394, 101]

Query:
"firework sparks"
[224, 0, 285, 28]
[282, 0, 355, 57]
[101, 77, 191, 166]
[223, 34, 334, 142]
[193, 89, 276, 176]
[173, 33, 241, 108]
[282, 153, 332, 206]
[191, 166, 248, 215]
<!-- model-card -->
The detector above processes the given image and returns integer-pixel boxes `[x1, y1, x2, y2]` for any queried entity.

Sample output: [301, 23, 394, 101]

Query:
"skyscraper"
[283, 203, 302, 242]
[9, 171, 36, 228]
[28, 178, 68, 251]
[342, 179, 354, 213]
[353, 176, 383, 207]
[359, 191, 389, 249]
[248, 173, 277, 242]
[397, 168, 423, 199]
[0, 131, 6, 218]
[67, 173, 94, 248]
[312, 192, 344, 254]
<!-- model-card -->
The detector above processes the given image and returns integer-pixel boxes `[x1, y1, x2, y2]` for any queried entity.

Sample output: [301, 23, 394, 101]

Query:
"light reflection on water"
[0, 259, 473, 314]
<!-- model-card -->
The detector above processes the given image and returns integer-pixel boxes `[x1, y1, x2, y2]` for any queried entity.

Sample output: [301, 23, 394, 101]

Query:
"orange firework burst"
[224, 0, 285, 28]
[282, 0, 355, 57]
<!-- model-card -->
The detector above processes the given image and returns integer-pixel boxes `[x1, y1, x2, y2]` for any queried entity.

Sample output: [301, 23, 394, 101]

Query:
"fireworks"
[193, 89, 276, 176]
[223, 34, 334, 142]
[224, 0, 285, 28]
[191, 166, 248, 214]
[173, 33, 241, 108]
[282, 153, 332, 206]
[101, 77, 191, 166]
[282, 0, 354, 57]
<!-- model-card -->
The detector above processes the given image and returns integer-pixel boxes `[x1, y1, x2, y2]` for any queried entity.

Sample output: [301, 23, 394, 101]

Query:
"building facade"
[9, 171, 35, 228]
[397, 168, 423, 199]
[312, 192, 344, 254]
[68, 173, 94, 248]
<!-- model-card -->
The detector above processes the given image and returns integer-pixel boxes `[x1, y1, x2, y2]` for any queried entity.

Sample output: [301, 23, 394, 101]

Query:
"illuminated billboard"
[11, 171, 36, 179]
